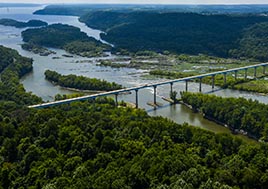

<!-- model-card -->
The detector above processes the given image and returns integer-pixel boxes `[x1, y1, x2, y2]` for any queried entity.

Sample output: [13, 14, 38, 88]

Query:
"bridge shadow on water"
[204, 88, 225, 94]
[147, 103, 172, 113]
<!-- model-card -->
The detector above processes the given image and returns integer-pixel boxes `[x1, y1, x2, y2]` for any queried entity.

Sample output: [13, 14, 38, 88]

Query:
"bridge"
[29, 62, 268, 109]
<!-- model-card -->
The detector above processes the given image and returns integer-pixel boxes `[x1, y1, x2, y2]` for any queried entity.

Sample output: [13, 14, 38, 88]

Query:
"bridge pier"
[223, 73, 227, 85]
[135, 89, 139, 108]
[153, 85, 157, 105]
[92, 97, 96, 110]
[244, 69, 248, 79]
[234, 71, 238, 80]
[185, 80, 188, 92]
[199, 78, 202, 92]
[254, 67, 257, 78]
[115, 93, 118, 107]
[212, 75, 215, 90]
[263, 65, 266, 75]
[170, 82, 173, 93]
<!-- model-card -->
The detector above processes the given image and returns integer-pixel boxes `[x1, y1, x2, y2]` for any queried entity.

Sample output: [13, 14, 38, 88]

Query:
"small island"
[0, 18, 48, 28]
[21, 43, 56, 56]
[21, 23, 111, 57]
[45, 70, 123, 91]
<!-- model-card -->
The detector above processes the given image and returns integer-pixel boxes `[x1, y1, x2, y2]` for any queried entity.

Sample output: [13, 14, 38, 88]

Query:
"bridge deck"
[28, 62, 268, 109]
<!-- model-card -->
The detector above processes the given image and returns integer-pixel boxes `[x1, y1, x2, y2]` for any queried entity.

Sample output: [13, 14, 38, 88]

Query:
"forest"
[32, 5, 268, 61]
[181, 92, 268, 141]
[79, 11, 268, 61]
[21, 24, 110, 57]
[2, 91, 268, 188]
[0, 45, 41, 106]
[0, 18, 47, 28]
[64, 41, 110, 57]
[2, 45, 268, 188]
[45, 70, 123, 91]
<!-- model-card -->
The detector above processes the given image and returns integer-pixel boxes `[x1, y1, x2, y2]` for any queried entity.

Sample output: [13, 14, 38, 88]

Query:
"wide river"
[1, 6, 267, 141]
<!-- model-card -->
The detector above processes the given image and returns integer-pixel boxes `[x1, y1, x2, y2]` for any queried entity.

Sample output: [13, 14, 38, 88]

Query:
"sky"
[0, 0, 268, 5]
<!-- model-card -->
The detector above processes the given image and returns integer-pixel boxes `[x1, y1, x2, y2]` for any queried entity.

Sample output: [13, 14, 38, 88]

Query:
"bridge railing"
[29, 62, 268, 109]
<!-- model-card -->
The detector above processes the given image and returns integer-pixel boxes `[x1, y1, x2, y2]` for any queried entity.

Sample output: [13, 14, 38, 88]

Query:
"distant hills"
[80, 11, 268, 61]
[34, 4, 268, 15]
[35, 5, 268, 61]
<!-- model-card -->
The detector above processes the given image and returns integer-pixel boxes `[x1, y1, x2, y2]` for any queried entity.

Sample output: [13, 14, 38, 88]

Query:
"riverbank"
[179, 92, 268, 143]
[178, 100, 259, 143]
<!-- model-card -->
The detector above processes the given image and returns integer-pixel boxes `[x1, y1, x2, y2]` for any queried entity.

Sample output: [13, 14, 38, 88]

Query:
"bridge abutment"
[223, 73, 227, 85]
[170, 82, 173, 94]
[244, 69, 248, 79]
[135, 89, 139, 108]
[199, 78, 202, 92]
[234, 71, 238, 80]
[153, 86, 157, 105]
[212, 75, 215, 90]
[115, 93, 118, 107]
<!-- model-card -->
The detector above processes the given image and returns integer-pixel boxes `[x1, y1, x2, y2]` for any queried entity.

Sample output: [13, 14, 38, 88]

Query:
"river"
[0, 6, 267, 141]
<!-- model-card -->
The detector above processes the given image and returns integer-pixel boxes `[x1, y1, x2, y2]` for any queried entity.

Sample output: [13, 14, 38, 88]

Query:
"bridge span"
[29, 62, 268, 109]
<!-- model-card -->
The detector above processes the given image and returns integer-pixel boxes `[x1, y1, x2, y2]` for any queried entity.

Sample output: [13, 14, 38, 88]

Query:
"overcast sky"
[1, 0, 268, 4]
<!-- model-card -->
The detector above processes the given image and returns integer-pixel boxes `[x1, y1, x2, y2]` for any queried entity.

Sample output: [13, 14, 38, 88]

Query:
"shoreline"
[178, 101, 259, 141]
[60, 86, 107, 94]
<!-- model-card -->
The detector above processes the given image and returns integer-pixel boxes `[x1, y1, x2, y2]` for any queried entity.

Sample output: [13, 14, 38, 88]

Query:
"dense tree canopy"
[80, 11, 268, 61]
[0, 18, 47, 28]
[21, 24, 110, 57]
[0, 45, 42, 105]
[230, 22, 268, 61]
[2, 97, 268, 188]
[181, 92, 268, 141]
[22, 24, 90, 48]
[45, 70, 123, 91]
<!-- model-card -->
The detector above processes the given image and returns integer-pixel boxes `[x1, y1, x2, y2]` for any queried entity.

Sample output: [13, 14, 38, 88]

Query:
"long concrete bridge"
[29, 62, 268, 109]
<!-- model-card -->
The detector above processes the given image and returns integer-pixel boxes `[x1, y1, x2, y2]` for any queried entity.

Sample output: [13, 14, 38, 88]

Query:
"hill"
[34, 4, 268, 16]
[0, 45, 42, 105]
[80, 11, 268, 60]
[21, 24, 110, 57]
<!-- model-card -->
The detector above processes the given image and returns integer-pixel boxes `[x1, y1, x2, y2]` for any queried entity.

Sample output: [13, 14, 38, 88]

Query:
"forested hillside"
[0, 45, 41, 105]
[80, 11, 268, 60]
[21, 23, 110, 57]
[230, 22, 268, 61]
[34, 4, 268, 16]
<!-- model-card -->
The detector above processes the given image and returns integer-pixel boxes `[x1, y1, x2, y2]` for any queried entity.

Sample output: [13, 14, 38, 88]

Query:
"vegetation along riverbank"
[181, 92, 268, 141]
[45, 70, 123, 91]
